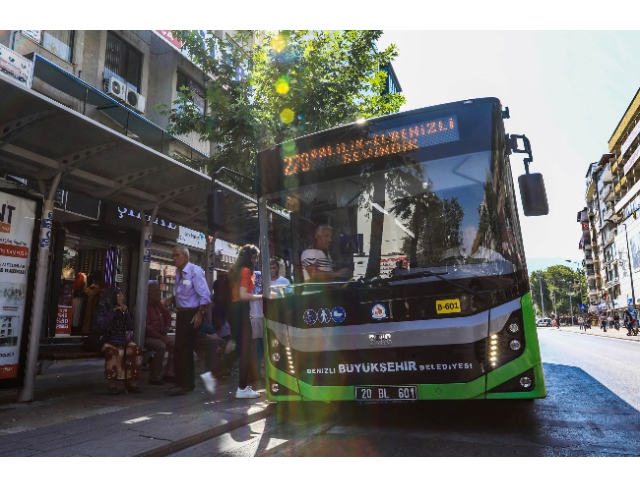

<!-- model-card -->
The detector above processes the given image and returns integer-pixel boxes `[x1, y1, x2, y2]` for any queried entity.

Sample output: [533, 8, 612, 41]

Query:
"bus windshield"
[260, 100, 526, 289]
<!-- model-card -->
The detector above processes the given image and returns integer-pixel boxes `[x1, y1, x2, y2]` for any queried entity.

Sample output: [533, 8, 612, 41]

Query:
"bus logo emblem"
[318, 308, 331, 324]
[303, 309, 317, 326]
[332, 307, 346, 323]
[371, 303, 387, 321]
[369, 333, 392, 346]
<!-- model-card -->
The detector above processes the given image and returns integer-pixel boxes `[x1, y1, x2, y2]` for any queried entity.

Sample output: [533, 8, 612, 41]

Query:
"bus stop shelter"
[0, 75, 212, 401]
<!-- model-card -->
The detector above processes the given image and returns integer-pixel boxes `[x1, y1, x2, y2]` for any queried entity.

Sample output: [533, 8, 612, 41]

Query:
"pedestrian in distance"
[93, 287, 143, 395]
[578, 316, 584, 331]
[230, 244, 264, 399]
[164, 245, 211, 396]
[625, 307, 638, 336]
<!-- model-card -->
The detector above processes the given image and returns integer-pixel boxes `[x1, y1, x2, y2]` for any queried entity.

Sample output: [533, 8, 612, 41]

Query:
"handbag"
[83, 329, 106, 352]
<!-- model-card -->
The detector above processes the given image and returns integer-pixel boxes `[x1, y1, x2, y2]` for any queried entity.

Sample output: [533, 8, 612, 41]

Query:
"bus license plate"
[435, 298, 461, 314]
[355, 386, 418, 401]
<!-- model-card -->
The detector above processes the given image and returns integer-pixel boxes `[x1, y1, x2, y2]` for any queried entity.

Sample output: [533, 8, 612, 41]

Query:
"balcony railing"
[600, 184, 612, 201]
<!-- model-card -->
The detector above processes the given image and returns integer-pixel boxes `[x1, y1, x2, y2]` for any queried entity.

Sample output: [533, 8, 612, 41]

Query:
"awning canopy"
[31, 54, 207, 155]
[0, 76, 211, 232]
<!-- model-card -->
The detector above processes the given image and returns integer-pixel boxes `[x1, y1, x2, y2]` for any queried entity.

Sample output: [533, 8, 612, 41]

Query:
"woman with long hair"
[93, 287, 143, 395]
[230, 244, 262, 399]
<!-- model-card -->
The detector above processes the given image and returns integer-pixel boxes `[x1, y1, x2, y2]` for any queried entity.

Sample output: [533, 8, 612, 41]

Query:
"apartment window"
[39, 30, 75, 63]
[176, 71, 206, 114]
[104, 32, 142, 93]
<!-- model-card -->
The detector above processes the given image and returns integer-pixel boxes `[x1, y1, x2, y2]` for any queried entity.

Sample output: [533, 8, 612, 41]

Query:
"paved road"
[539, 327, 640, 411]
[177, 329, 640, 457]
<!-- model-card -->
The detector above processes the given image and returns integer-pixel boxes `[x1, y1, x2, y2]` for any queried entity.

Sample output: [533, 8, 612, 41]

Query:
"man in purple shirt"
[164, 245, 211, 396]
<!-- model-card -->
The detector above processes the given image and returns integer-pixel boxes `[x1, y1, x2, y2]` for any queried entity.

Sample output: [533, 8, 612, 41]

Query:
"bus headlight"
[508, 323, 519, 334]
[509, 339, 521, 351]
[519, 376, 532, 389]
[271, 383, 280, 393]
[271, 338, 280, 348]
[272, 352, 281, 362]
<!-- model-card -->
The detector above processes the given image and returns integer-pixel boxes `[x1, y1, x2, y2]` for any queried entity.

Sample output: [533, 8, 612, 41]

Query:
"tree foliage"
[159, 30, 406, 177]
[529, 265, 588, 316]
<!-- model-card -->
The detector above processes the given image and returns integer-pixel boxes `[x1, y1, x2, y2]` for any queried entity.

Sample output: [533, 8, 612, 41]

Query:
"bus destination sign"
[283, 115, 460, 176]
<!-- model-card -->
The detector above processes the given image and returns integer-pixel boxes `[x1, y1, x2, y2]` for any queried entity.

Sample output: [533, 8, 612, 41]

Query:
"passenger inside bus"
[301, 224, 351, 282]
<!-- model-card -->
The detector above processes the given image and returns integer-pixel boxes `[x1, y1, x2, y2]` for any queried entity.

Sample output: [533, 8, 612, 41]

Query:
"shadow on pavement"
[256, 363, 640, 457]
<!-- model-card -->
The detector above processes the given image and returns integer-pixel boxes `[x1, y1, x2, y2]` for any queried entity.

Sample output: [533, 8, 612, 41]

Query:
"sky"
[376, 30, 640, 273]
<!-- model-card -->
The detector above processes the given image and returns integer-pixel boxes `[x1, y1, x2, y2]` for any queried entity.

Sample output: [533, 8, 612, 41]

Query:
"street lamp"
[536, 270, 545, 317]
[565, 259, 584, 305]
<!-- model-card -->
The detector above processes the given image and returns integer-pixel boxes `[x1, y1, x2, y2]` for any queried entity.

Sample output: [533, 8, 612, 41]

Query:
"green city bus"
[252, 97, 548, 402]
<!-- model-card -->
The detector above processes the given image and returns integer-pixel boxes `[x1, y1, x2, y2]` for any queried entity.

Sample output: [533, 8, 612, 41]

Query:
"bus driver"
[301, 224, 350, 282]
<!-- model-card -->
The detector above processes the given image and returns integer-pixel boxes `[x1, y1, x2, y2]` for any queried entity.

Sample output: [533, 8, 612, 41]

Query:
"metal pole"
[624, 223, 636, 308]
[538, 271, 545, 317]
[569, 291, 573, 325]
[133, 206, 158, 347]
[19, 173, 62, 402]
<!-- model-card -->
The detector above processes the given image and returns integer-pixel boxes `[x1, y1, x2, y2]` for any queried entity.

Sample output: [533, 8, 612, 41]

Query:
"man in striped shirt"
[301, 224, 350, 282]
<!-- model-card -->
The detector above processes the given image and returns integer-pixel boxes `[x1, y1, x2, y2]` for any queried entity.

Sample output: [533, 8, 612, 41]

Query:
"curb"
[556, 327, 640, 344]
[136, 402, 276, 457]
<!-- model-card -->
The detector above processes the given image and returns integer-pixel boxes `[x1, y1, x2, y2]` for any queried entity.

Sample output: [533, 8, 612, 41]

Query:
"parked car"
[536, 318, 552, 327]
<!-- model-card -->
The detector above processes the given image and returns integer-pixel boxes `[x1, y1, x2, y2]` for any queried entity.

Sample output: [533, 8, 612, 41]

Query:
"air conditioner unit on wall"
[104, 76, 126, 102]
[125, 87, 146, 113]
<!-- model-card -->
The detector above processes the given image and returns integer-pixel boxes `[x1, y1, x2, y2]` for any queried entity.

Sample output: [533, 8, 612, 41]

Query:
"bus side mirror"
[207, 190, 227, 232]
[518, 173, 549, 216]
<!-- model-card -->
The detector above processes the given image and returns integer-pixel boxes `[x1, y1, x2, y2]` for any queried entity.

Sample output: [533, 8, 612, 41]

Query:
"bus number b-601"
[435, 298, 461, 314]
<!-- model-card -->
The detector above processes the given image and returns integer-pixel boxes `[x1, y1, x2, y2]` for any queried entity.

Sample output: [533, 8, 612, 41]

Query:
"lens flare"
[271, 35, 286, 53]
[275, 76, 290, 95]
[282, 140, 296, 157]
[280, 108, 295, 124]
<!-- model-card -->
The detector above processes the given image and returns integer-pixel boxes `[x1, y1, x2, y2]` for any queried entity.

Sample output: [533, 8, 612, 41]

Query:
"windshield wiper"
[387, 269, 486, 301]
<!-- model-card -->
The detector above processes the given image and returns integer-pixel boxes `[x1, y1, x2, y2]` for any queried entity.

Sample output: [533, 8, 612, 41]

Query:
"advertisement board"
[0, 190, 39, 389]
[0, 43, 34, 89]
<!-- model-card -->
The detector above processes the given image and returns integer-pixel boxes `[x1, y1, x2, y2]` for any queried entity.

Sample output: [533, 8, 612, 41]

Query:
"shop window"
[176, 70, 206, 115]
[104, 32, 142, 93]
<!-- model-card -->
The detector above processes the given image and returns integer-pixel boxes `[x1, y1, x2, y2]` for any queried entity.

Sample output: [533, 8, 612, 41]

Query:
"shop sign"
[103, 204, 178, 241]
[21, 31, 42, 43]
[116, 207, 177, 229]
[623, 193, 640, 220]
[0, 43, 33, 89]
[0, 191, 36, 384]
[55, 305, 72, 336]
[177, 226, 206, 250]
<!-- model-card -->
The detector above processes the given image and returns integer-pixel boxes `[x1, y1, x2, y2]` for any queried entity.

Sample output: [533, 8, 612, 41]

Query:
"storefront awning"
[0, 76, 211, 233]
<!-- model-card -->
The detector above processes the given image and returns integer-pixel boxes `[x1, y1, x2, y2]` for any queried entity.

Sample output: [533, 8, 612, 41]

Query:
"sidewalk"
[0, 358, 273, 456]
[552, 324, 640, 342]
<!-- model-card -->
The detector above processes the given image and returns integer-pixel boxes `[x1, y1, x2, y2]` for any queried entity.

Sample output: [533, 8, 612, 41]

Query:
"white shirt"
[271, 275, 291, 296]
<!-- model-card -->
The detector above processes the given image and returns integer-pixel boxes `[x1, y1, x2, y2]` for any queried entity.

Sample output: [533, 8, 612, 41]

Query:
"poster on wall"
[0, 191, 38, 388]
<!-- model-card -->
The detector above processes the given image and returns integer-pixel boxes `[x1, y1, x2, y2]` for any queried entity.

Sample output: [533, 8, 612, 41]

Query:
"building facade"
[581, 88, 640, 314]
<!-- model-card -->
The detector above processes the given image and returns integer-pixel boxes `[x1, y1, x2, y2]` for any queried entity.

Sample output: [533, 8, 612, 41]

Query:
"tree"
[159, 30, 406, 176]
[529, 265, 587, 316]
